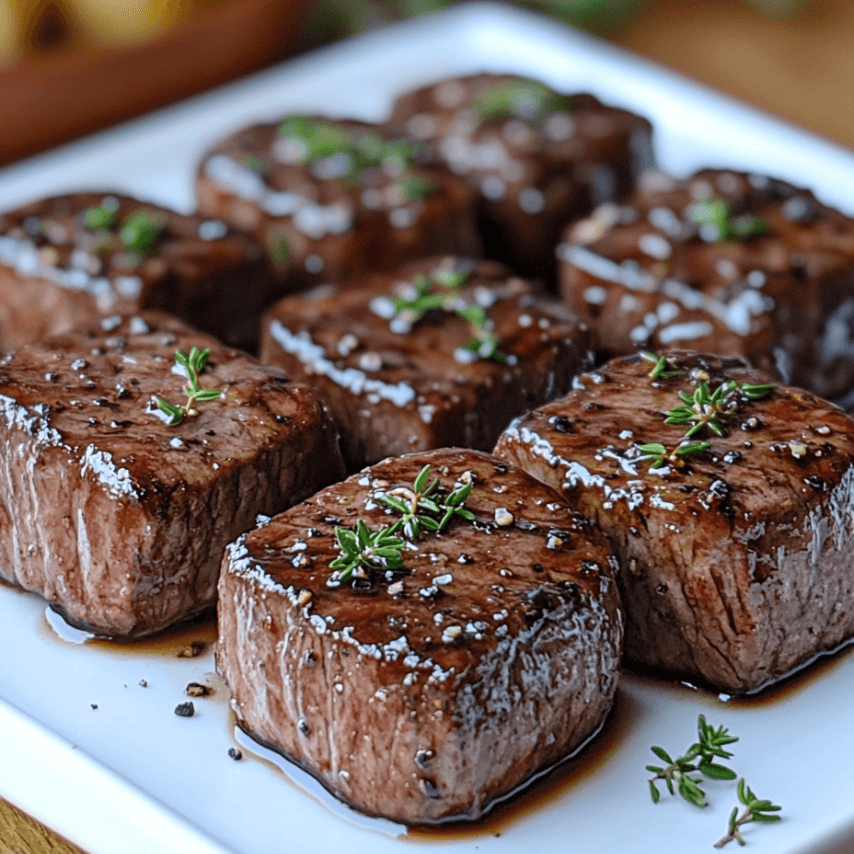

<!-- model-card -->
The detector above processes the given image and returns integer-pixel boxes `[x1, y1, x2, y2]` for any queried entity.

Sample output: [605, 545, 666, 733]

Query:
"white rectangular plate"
[1, 4, 853, 853]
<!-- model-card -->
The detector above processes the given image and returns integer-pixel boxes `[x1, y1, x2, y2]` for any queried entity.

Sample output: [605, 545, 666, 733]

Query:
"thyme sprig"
[156, 347, 222, 426]
[473, 79, 572, 122]
[277, 115, 425, 194]
[665, 380, 776, 439]
[714, 779, 783, 848]
[640, 351, 685, 381]
[329, 465, 475, 586]
[688, 197, 769, 242]
[647, 714, 738, 807]
[374, 463, 474, 538]
[636, 440, 711, 470]
[329, 520, 405, 584]
[391, 271, 508, 363]
[81, 203, 167, 262]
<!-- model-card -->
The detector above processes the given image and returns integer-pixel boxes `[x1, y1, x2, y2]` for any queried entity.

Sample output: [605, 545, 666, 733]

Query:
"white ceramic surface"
[1, 4, 853, 853]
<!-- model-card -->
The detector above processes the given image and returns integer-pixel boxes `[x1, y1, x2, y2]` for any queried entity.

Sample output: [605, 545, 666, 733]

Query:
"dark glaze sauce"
[40, 603, 217, 658]
[228, 688, 634, 842]
[623, 633, 854, 709]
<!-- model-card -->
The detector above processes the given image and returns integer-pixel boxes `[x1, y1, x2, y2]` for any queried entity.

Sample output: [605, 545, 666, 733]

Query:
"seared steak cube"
[0, 311, 344, 638]
[259, 256, 591, 471]
[386, 73, 653, 284]
[558, 168, 854, 404]
[495, 351, 854, 694]
[0, 192, 278, 352]
[195, 115, 480, 293]
[217, 448, 623, 824]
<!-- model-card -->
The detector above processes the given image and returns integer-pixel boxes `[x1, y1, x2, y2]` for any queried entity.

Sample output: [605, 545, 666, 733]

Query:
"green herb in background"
[688, 197, 769, 242]
[474, 79, 573, 121]
[119, 209, 167, 258]
[82, 202, 119, 230]
[301, 0, 809, 48]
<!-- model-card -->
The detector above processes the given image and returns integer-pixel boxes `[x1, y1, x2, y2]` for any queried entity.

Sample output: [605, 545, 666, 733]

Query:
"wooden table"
[1, 0, 852, 850]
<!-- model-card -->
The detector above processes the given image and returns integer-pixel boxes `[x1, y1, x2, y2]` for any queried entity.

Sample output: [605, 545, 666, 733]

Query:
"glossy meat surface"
[0, 311, 344, 637]
[495, 351, 854, 693]
[558, 169, 854, 404]
[387, 74, 653, 284]
[0, 192, 276, 352]
[260, 256, 591, 471]
[217, 448, 623, 823]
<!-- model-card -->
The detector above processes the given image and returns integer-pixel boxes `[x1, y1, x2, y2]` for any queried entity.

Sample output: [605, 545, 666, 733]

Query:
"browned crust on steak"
[195, 117, 480, 293]
[217, 448, 622, 823]
[386, 73, 654, 284]
[259, 256, 592, 471]
[0, 192, 277, 352]
[557, 169, 854, 403]
[0, 311, 344, 637]
[495, 351, 854, 694]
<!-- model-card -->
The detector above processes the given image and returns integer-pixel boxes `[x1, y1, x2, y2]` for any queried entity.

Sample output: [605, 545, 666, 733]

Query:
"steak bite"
[259, 256, 592, 472]
[0, 311, 344, 638]
[494, 351, 854, 695]
[0, 192, 278, 352]
[558, 168, 854, 404]
[195, 115, 480, 294]
[217, 448, 623, 824]
[386, 73, 653, 284]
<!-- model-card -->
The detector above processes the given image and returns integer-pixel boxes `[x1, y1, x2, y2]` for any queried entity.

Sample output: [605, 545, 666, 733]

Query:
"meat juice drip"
[227, 688, 632, 842]
[623, 635, 854, 709]
[231, 722, 406, 839]
[407, 688, 632, 842]
[39, 604, 217, 657]
[723, 637, 854, 709]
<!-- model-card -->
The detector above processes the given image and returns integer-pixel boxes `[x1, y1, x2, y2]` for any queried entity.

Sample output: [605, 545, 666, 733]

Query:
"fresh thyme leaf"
[714, 778, 782, 848]
[729, 214, 768, 240]
[663, 380, 775, 441]
[119, 209, 167, 257]
[640, 351, 685, 381]
[637, 440, 711, 469]
[473, 79, 572, 122]
[688, 197, 769, 243]
[389, 270, 508, 363]
[434, 269, 469, 288]
[268, 235, 292, 271]
[82, 203, 119, 230]
[647, 715, 739, 808]
[456, 303, 489, 328]
[239, 154, 269, 175]
[401, 175, 436, 201]
[155, 398, 184, 426]
[155, 347, 222, 427]
[279, 115, 353, 162]
[277, 115, 429, 198]
[331, 465, 477, 588]
[412, 463, 432, 494]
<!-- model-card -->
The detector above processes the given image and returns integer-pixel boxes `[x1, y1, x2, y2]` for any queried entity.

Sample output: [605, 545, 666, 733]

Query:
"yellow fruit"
[66, 0, 194, 47]
[0, 0, 24, 65]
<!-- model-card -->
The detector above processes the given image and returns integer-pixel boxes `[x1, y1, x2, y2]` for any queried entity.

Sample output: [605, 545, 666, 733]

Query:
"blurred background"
[0, 0, 851, 166]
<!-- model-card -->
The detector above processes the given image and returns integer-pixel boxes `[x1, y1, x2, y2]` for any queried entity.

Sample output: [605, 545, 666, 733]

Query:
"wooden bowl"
[0, 0, 307, 166]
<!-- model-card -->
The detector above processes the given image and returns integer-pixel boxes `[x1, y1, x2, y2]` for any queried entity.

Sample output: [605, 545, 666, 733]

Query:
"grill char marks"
[260, 255, 591, 472]
[558, 168, 854, 405]
[495, 350, 854, 694]
[216, 448, 623, 824]
[387, 73, 653, 285]
[195, 116, 480, 295]
[0, 191, 277, 352]
[0, 311, 345, 638]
